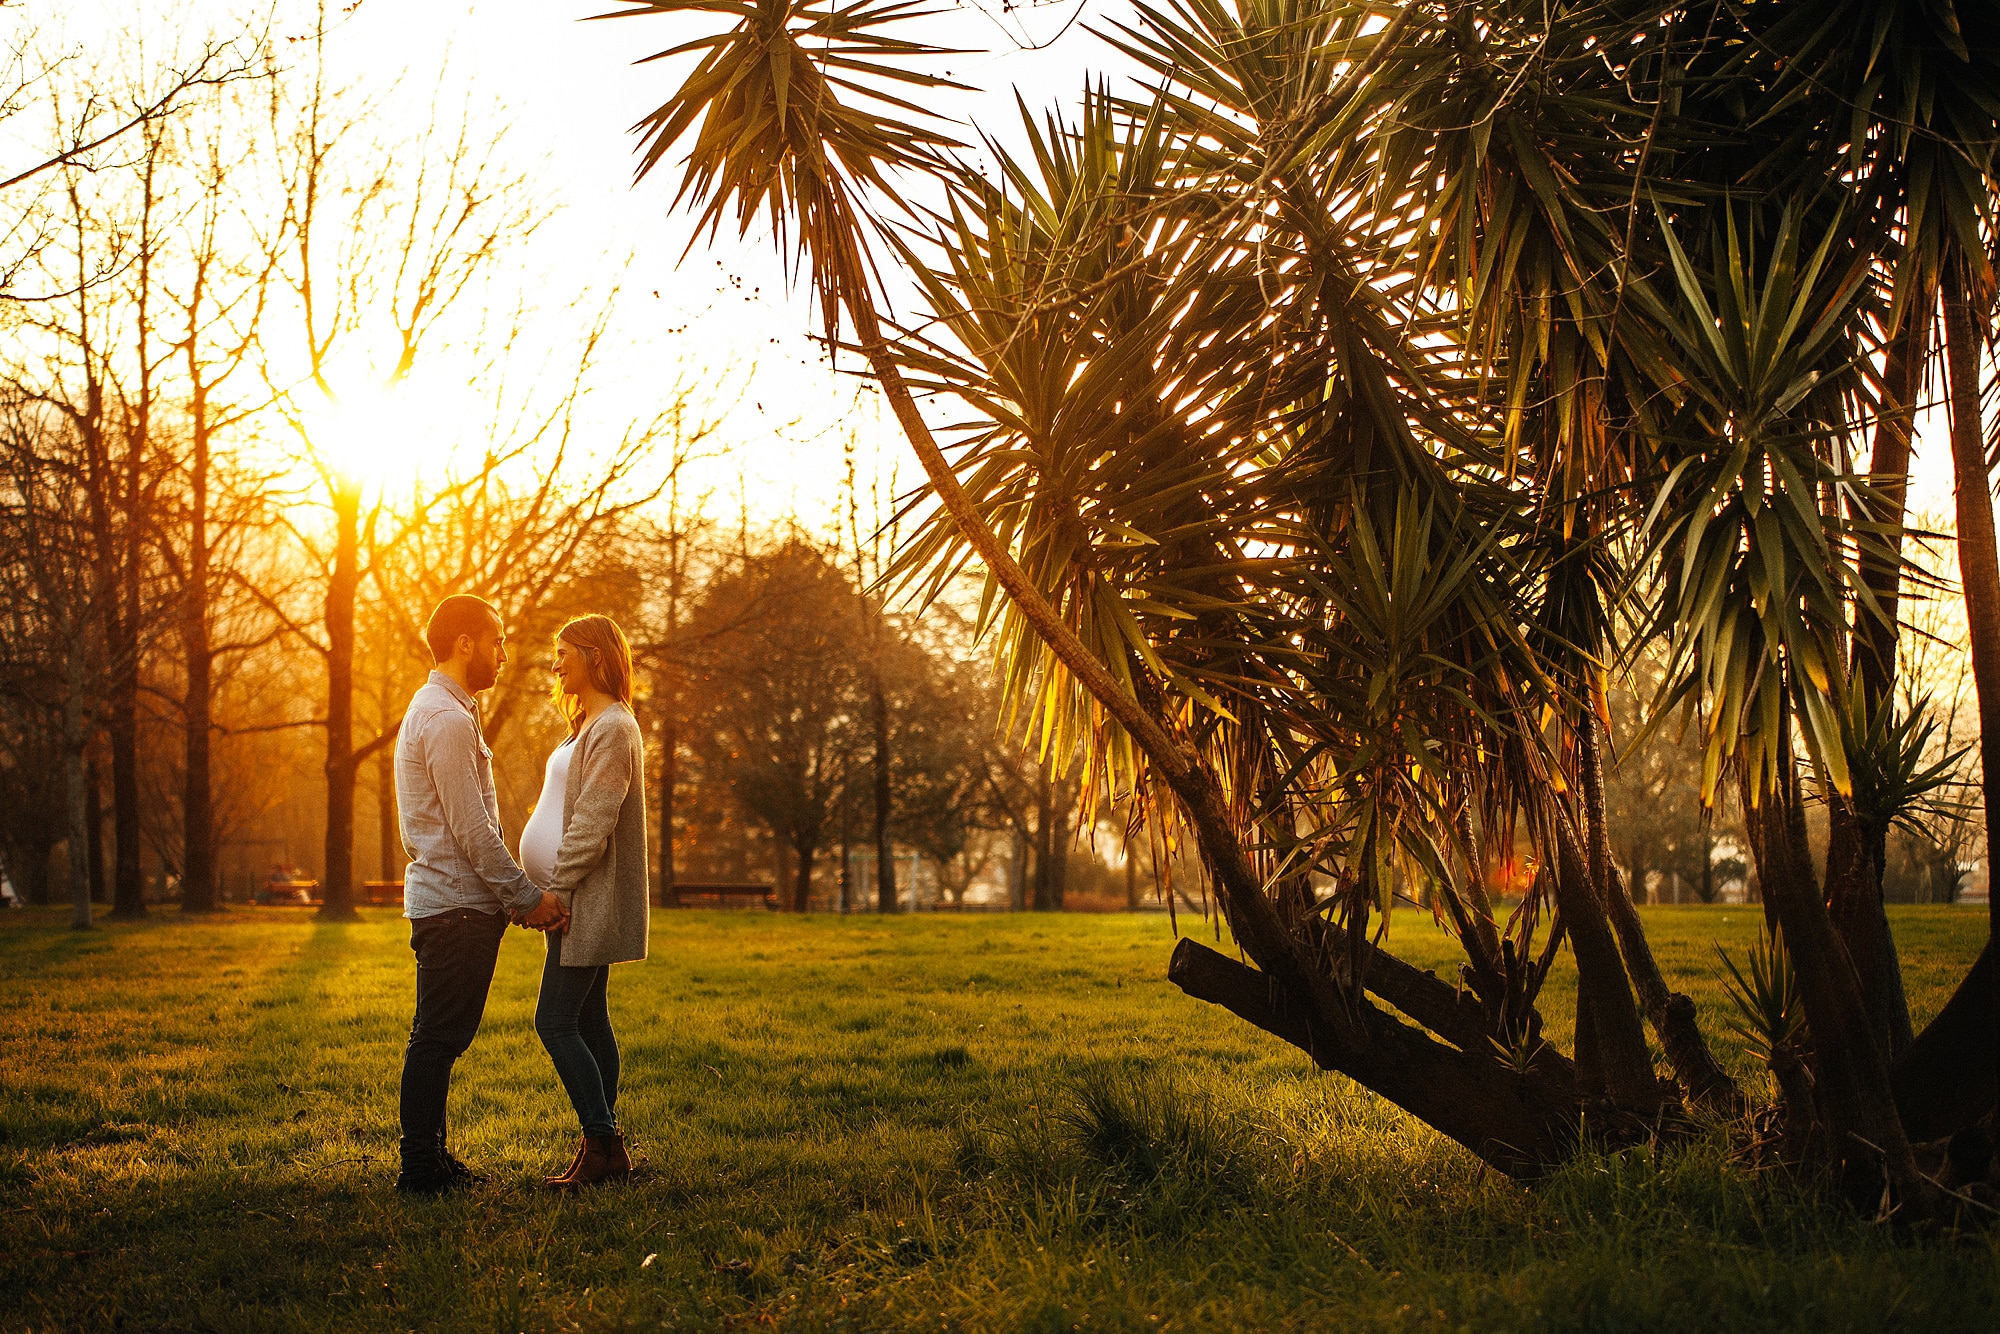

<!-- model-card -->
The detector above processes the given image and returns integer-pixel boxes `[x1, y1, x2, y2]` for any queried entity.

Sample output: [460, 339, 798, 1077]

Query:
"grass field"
[1, 904, 1994, 1333]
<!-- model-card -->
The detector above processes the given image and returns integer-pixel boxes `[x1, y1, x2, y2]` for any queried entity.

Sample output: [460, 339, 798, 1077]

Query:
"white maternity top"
[518, 738, 575, 889]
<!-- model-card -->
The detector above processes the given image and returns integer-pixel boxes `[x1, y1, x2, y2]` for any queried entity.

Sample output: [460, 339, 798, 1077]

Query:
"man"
[394, 594, 568, 1194]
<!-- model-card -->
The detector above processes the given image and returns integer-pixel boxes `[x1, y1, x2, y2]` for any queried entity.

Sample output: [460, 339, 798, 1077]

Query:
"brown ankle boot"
[543, 1136, 589, 1188]
[546, 1133, 631, 1190]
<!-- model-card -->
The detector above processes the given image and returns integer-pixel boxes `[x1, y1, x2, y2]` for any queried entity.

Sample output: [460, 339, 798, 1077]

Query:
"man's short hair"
[425, 594, 501, 664]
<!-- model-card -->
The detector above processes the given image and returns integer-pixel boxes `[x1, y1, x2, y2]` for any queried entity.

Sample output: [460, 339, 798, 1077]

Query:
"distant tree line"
[0, 8, 1151, 921]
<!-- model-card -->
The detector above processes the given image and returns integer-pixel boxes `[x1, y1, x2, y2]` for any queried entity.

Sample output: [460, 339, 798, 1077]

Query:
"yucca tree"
[605, 0, 1998, 1199]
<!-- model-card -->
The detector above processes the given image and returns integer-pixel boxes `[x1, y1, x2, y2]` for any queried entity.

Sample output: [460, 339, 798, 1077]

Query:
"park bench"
[361, 880, 404, 907]
[666, 881, 776, 910]
[259, 879, 319, 906]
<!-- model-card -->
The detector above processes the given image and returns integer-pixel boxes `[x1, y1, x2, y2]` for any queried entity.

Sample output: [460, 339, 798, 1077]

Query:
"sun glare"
[305, 379, 476, 492]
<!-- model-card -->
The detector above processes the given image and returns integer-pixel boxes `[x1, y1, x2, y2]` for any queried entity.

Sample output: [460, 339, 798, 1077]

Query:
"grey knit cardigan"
[546, 702, 649, 968]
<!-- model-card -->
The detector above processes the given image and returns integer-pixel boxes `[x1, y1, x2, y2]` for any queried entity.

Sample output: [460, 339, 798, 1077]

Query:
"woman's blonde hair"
[549, 613, 634, 736]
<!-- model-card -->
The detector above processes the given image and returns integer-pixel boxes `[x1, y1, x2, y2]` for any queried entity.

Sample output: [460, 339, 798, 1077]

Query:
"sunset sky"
[294, 0, 1112, 527]
[47, 0, 1967, 524]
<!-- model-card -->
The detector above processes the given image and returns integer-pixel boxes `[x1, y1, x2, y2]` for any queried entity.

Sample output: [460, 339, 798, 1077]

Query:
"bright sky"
[332, 0, 1965, 517]
[309, 0, 1117, 527]
[44, 0, 1965, 524]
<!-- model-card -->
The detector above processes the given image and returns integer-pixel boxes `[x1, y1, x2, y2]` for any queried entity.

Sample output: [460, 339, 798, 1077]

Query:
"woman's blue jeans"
[535, 932, 620, 1137]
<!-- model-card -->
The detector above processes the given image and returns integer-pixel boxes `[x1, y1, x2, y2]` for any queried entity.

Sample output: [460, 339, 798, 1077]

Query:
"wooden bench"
[666, 881, 776, 910]
[259, 879, 320, 906]
[361, 880, 405, 907]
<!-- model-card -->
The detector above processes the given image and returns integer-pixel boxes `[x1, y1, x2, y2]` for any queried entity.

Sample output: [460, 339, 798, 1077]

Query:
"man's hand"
[520, 890, 569, 932]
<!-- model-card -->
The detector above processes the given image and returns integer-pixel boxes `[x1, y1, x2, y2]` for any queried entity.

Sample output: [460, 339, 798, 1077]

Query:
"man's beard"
[468, 651, 500, 692]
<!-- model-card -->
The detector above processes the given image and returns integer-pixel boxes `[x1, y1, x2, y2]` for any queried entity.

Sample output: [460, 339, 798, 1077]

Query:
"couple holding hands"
[392, 595, 649, 1194]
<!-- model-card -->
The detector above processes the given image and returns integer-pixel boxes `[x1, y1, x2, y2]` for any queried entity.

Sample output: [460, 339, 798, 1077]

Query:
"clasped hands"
[513, 889, 570, 933]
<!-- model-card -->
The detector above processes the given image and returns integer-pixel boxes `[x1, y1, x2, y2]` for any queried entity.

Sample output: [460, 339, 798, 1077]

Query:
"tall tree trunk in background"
[1049, 779, 1071, 909]
[180, 407, 218, 912]
[1126, 833, 1139, 910]
[1942, 265, 2000, 1109]
[107, 664, 143, 915]
[111, 129, 162, 922]
[1010, 827, 1027, 911]
[872, 668, 896, 912]
[376, 747, 398, 882]
[85, 754, 107, 905]
[839, 787, 853, 912]
[1033, 765, 1055, 910]
[790, 835, 814, 913]
[657, 707, 677, 906]
[62, 650, 93, 930]
[318, 476, 360, 920]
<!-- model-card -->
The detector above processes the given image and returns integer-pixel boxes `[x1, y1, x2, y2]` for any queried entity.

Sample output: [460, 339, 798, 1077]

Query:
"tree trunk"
[1580, 708, 1741, 1111]
[791, 835, 814, 913]
[1049, 780, 1071, 910]
[872, 669, 896, 912]
[1009, 827, 1027, 911]
[839, 788, 853, 913]
[317, 477, 360, 921]
[1826, 303, 1923, 1050]
[62, 651, 93, 931]
[376, 746, 398, 882]
[1739, 750, 1932, 1206]
[1851, 305, 1927, 702]
[1170, 939, 1580, 1177]
[1033, 765, 1055, 911]
[181, 420, 218, 912]
[658, 707, 677, 907]
[16, 831, 56, 905]
[107, 648, 143, 917]
[1943, 265, 2000, 1113]
[1125, 834, 1139, 910]
[1547, 796, 1660, 1112]
[1892, 941, 1995, 1143]
[1825, 797, 1912, 1058]
[1699, 815, 1714, 903]
[86, 755, 107, 905]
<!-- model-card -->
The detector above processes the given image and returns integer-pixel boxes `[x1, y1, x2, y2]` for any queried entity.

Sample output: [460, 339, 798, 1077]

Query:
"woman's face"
[553, 638, 590, 699]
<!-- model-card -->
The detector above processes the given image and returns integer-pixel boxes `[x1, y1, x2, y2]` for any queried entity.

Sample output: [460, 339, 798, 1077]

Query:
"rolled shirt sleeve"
[424, 710, 543, 914]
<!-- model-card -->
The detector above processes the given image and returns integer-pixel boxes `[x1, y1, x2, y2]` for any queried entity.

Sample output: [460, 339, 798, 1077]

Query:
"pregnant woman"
[517, 613, 649, 1189]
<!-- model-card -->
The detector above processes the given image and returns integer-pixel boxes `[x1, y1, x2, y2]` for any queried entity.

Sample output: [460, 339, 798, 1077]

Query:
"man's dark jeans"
[399, 907, 509, 1176]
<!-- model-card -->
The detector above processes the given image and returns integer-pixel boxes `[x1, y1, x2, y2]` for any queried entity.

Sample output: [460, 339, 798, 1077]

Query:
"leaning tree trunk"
[1943, 265, 2000, 1114]
[831, 271, 1639, 1177]
[317, 478, 361, 921]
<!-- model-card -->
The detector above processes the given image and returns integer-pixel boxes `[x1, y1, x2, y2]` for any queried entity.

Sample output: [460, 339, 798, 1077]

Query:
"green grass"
[0, 905, 1992, 1333]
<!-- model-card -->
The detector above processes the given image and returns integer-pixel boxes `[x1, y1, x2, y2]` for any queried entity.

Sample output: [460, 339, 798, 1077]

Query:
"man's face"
[463, 615, 508, 692]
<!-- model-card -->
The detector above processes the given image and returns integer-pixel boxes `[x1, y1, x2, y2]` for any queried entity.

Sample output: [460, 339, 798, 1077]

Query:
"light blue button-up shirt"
[395, 670, 542, 920]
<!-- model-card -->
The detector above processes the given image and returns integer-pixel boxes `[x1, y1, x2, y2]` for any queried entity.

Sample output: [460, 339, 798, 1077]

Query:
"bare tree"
[0, 397, 119, 927]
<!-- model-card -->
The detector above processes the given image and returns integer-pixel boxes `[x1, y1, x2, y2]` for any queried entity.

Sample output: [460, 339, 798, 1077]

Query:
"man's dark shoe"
[437, 1142, 490, 1186]
[394, 1164, 462, 1196]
